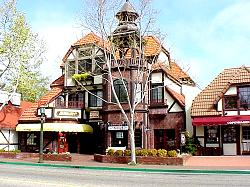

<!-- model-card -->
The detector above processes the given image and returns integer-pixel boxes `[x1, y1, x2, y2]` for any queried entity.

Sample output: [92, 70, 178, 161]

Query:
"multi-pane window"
[68, 93, 84, 108]
[27, 133, 37, 145]
[242, 126, 250, 140]
[224, 96, 237, 110]
[67, 61, 75, 77]
[55, 96, 65, 108]
[112, 79, 128, 103]
[151, 83, 163, 104]
[205, 126, 219, 143]
[239, 87, 250, 109]
[94, 57, 105, 74]
[89, 90, 103, 107]
[78, 59, 92, 73]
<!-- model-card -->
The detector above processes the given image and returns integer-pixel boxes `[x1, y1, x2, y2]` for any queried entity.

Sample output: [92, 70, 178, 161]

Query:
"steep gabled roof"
[61, 33, 164, 67]
[0, 101, 32, 129]
[191, 66, 250, 117]
[152, 61, 193, 85]
[50, 75, 64, 88]
[144, 36, 161, 56]
[19, 87, 62, 122]
[165, 87, 185, 108]
[73, 32, 107, 48]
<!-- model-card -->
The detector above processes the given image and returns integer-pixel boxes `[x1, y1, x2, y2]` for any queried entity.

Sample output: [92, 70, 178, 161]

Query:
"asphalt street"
[1, 164, 250, 187]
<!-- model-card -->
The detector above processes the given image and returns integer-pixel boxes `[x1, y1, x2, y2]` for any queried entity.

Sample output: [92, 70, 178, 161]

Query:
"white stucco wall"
[165, 91, 183, 112]
[225, 86, 237, 95]
[164, 76, 181, 94]
[182, 84, 201, 136]
[151, 72, 162, 83]
[0, 130, 18, 151]
[217, 99, 222, 111]
[158, 52, 169, 66]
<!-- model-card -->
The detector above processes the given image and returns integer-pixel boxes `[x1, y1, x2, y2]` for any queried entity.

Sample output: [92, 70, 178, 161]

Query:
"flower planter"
[0, 152, 72, 161]
[43, 154, 72, 161]
[94, 154, 190, 165]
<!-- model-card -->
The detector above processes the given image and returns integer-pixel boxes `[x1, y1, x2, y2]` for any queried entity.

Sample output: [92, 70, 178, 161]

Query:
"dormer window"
[224, 96, 237, 110]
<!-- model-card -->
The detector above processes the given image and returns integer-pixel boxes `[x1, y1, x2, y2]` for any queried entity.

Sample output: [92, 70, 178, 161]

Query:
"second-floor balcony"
[56, 101, 85, 109]
[110, 58, 146, 68]
[150, 99, 168, 107]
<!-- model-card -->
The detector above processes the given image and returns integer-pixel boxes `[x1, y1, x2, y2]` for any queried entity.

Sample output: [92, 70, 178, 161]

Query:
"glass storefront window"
[206, 126, 219, 144]
[242, 126, 250, 140]
[27, 133, 37, 145]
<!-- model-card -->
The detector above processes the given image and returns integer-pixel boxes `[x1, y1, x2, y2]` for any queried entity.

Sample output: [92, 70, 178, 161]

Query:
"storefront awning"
[192, 115, 250, 126]
[16, 123, 93, 133]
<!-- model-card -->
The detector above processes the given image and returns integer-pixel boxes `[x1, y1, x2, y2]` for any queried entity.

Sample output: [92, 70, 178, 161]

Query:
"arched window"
[55, 96, 65, 108]
[112, 79, 128, 103]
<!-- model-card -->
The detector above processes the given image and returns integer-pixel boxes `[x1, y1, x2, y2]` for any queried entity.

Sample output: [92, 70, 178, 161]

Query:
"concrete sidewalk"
[1, 154, 250, 174]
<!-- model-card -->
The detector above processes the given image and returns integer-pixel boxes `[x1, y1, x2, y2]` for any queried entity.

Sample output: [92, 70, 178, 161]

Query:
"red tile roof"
[191, 66, 250, 117]
[61, 33, 166, 67]
[144, 36, 161, 56]
[0, 101, 32, 129]
[19, 87, 62, 121]
[152, 61, 193, 85]
[166, 87, 185, 107]
[50, 75, 64, 88]
[74, 32, 108, 48]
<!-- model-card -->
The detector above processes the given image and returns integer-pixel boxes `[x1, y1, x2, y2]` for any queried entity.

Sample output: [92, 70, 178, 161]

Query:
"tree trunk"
[129, 123, 136, 165]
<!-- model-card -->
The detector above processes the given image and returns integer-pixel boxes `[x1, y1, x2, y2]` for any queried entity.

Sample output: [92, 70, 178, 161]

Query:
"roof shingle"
[191, 66, 250, 117]
[19, 87, 62, 121]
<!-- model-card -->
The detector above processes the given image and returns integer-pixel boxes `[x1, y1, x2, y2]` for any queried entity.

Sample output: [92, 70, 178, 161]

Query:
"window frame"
[89, 90, 103, 107]
[205, 126, 220, 144]
[239, 86, 250, 110]
[224, 95, 238, 110]
[151, 83, 164, 104]
[111, 79, 128, 103]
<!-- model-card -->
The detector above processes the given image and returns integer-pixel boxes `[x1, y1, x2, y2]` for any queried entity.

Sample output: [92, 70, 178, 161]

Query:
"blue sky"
[17, 0, 250, 89]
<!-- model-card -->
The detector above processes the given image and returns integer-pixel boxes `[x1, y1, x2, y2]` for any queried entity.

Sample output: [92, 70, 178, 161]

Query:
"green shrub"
[148, 149, 158, 157]
[140, 149, 149, 157]
[72, 73, 90, 81]
[168, 150, 177, 157]
[114, 150, 123, 156]
[157, 149, 168, 157]
[124, 149, 131, 156]
[107, 149, 115, 156]
[0, 149, 5, 152]
[135, 149, 142, 156]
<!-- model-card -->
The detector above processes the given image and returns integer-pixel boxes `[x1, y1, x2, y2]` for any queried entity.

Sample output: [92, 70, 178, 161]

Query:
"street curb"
[1, 161, 250, 175]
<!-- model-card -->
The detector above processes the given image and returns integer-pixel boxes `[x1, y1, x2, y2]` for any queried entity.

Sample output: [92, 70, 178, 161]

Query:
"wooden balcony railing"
[110, 58, 146, 68]
[56, 101, 84, 109]
[150, 99, 167, 106]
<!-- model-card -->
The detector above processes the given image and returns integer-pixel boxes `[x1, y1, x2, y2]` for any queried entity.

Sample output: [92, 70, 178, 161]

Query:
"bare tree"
[71, 0, 169, 164]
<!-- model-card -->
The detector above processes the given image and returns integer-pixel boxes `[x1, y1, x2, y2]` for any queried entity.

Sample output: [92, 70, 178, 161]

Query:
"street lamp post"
[39, 107, 45, 163]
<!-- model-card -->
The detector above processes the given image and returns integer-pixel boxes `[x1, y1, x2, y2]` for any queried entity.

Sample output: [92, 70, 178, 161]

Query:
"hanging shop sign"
[227, 121, 250, 125]
[108, 125, 128, 131]
[54, 109, 81, 119]
[89, 111, 100, 119]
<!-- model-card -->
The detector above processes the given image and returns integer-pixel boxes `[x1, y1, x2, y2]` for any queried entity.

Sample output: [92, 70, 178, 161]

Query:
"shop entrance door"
[111, 131, 128, 147]
[154, 129, 175, 150]
[222, 125, 240, 155]
[68, 133, 78, 153]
